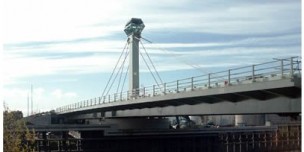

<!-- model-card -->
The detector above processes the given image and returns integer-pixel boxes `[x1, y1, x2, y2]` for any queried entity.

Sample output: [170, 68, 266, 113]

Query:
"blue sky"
[2, 0, 301, 115]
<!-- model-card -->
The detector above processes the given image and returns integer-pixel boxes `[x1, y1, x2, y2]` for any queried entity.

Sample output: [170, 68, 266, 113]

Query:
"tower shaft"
[128, 35, 140, 95]
[124, 18, 145, 97]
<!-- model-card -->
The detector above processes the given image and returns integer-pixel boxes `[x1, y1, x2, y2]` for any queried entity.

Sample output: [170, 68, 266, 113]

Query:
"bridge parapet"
[56, 57, 301, 114]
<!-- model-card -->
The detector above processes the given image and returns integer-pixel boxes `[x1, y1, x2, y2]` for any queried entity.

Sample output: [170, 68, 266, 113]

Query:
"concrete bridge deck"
[56, 57, 301, 117]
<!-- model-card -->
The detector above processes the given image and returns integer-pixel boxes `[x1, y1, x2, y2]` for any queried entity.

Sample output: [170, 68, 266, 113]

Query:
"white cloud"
[51, 89, 78, 99]
[4, 0, 126, 43]
[2, 32, 300, 86]
[5, 40, 127, 54]
[65, 92, 78, 98]
[142, 1, 300, 35]
[3, 87, 45, 115]
[51, 89, 63, 99]
[3, 87, 79, 115]
[4, 0, 300, 44]
[2, 53, 119, 85]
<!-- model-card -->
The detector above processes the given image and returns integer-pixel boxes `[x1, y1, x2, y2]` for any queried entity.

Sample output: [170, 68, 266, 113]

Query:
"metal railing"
[55, 57, 301, 113]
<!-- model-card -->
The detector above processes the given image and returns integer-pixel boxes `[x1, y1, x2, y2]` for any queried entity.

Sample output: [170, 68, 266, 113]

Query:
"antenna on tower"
[31, 84, 33, 115]
[27, 93, 29, 116]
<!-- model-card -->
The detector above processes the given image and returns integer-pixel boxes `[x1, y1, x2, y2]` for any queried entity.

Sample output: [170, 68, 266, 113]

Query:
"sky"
[2, 0, 301, 116]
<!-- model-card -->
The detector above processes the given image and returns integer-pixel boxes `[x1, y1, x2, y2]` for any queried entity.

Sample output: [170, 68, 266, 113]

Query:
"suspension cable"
[116, 45, 130, 92]
[105, 47, 130, 97]
[139, 49, 162, 91]
[121, 65, 129, 93]
[140, 37, 229, 82]
[137, 37, 240, 83]
[139, 40, 164, 86]
[101, 40, 128, 97]
[140, 37, 207, 73]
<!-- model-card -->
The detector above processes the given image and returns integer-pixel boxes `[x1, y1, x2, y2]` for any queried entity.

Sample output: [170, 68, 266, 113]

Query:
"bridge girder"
[60, 77, 301, 119]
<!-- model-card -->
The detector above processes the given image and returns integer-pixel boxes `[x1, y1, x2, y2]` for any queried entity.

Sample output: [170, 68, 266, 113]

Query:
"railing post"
[290, 57, 294, 77]
[177, 80, 179, 92]
[252, 65, 255, 82]
[99, 97, 101, 104]
[108, 95, 110, 102]
[143, 87, 145, 97]
[208, 73, 211, 88]
[127, 91, 129, 100]
[120, 92, 122, 101]
[163, 83, 166, 94]
[281, 59, 284, 78]
[191, 77, 194, 91]
[114, 93, 116, 102]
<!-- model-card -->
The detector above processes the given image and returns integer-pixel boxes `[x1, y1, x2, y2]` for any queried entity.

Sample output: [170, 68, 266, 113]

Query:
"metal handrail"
[55, 57, 301, 113]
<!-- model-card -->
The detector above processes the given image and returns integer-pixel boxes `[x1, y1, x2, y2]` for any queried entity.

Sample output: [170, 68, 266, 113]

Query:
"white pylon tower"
[124, 18, 145, 96]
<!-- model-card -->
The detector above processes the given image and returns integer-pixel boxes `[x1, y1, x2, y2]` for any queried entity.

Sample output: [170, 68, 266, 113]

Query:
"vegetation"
[3, 108, 35, 152]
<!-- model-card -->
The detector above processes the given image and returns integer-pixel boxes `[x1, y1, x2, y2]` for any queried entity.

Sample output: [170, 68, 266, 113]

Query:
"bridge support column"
[42, 132, 48, 151]
[62, 131, 68, 151]
[235, 115, 245, 126]
[235, 115, 266, 126]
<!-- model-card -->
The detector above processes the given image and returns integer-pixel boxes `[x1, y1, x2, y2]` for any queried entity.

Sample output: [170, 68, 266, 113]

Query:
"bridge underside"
[111, 96, 300, 117]
[62, 78, 301, 119]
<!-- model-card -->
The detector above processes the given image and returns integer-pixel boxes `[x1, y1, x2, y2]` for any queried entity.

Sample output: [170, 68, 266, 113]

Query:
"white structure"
[124, 18, 145, 96]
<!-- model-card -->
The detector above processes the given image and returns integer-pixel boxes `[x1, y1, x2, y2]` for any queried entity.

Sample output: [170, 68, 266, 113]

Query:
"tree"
[3, 108, 35, 152]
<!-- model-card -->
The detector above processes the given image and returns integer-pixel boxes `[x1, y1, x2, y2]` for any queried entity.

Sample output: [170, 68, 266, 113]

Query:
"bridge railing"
[56, 57, 301, 113]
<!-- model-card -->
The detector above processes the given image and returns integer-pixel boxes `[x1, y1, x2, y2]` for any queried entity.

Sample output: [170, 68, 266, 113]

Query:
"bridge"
[53, 18, 301, 119]
[55, 57, 301, 118]
[25, 18, 301, 152]
[25, 17, 301, 125]
[25, 17, 301, 127]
